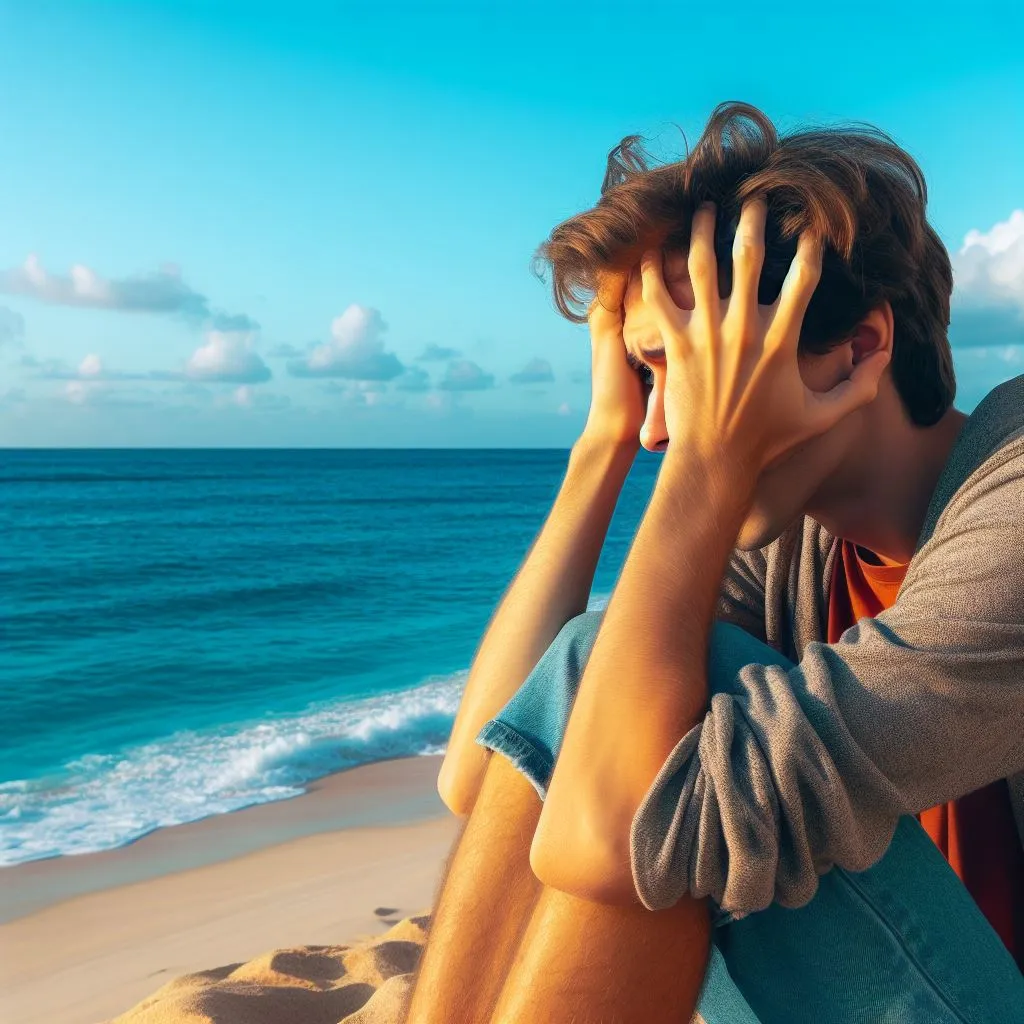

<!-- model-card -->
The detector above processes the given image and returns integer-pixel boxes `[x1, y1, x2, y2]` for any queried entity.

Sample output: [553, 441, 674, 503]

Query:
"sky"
[0, 0, 1022, 447]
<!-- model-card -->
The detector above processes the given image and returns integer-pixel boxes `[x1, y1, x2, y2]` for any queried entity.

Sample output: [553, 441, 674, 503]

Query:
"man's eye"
[639, 364, 655, 388]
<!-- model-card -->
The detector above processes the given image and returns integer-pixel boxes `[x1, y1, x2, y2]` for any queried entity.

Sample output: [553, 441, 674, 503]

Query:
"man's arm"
[529, 448, 757, 904]
[625, 448, 1024, 915]
[437, 436, 637, 816]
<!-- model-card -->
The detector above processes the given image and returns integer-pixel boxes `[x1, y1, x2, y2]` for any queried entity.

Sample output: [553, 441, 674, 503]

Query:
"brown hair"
[533, 101, 956, 426]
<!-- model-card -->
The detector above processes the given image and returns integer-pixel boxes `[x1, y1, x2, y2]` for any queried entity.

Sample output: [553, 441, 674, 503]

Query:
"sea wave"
[0, 590, 611, 866]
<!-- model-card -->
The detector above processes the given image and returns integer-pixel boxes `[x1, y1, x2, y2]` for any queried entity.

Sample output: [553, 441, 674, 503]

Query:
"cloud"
[950, 210, 1024, 349]
[79, 353, 103, 378]
[209, 311, 260, 332]
[0, 306, 24, 345]
[416, 343, 461, 361]
[24, 330, 272, 385]
[424, 391, 459, 414]
[394, 366, 431, 391]
[324, 379, 399, 407]
[61, 380, 155, 408]
[509, 357, 554, 384]
[287, 305, 404, 380]
[230, 386, 290, 411]
[185, 329, 272, 383]
[33, 353, 151, 381]
[437, 359, 495, 391]
[0, 254, 257, 330]
[266, 342, 312, 358]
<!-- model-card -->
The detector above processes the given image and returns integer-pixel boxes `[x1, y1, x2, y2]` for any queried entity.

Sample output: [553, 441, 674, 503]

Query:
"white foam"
[0, 589, 614, 866]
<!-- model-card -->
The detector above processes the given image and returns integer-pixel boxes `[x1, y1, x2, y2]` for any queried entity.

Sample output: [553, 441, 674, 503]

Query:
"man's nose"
[639, 388, 669, 453]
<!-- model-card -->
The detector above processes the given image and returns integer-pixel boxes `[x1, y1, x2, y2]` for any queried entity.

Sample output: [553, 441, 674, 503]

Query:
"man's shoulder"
[915, 373, 1024, 550]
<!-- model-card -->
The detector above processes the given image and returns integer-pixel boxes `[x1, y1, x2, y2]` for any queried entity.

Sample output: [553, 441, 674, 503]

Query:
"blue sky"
[1, 0, 1021, 447]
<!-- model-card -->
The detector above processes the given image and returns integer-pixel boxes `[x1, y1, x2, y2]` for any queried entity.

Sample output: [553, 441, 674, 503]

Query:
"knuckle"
[793, 260, 820, 289]
[733, 235, 764, 262]
[687, 251, 713, 283]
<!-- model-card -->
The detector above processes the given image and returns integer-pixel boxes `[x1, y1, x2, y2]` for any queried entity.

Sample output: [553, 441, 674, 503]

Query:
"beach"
[0, 754, 460, 1024]
[1, 450, 629, 1023]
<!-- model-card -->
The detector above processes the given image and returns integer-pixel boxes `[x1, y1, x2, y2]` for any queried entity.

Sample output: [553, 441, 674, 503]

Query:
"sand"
[0, 755, 461, 1024]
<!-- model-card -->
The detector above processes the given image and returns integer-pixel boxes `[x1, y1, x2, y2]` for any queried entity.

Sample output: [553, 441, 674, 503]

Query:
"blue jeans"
[475, 610, 1024, 1023]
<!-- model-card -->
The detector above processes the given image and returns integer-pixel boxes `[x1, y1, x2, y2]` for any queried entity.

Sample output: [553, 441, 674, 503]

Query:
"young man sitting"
[405, 102, 1024, 1023]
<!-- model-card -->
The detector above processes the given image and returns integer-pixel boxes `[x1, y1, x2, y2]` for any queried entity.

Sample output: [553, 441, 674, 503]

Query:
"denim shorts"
[475, 609, 1024, 1024]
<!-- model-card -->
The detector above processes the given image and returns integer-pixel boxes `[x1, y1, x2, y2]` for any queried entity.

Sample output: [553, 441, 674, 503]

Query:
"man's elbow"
[528, 811, 639, 906]
[436, 755, 479, 818]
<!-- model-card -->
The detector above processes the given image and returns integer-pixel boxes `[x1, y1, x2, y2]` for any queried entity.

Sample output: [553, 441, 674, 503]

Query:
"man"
[406, 102, 1024, 1022]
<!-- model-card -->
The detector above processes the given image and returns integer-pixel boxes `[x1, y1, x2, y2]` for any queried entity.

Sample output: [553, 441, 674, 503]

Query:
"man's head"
[534, 102, 959, 550]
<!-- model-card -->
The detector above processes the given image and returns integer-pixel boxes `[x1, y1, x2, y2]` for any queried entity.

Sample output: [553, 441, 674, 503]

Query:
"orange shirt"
[827, 537, 1024, 969]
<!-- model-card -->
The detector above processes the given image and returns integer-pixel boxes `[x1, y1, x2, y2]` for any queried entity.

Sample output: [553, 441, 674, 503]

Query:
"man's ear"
[849, 302, 894, 366]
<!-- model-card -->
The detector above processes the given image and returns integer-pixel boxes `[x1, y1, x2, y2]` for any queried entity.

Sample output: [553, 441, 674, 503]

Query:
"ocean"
[1, 448, 664, 866]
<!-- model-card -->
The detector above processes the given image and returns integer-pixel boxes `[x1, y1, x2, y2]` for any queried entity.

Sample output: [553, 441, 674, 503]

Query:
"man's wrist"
[575, 427, 641, 457]
[658, 443, 758, 512]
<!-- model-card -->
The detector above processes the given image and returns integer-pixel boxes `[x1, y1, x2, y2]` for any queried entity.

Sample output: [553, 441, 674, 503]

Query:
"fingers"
[772, 231, 823, 348]
[687, 203, 719, 315]
[811, 348, 891, 432]
[663, 248, 695, 310]
[639, 248, 685, 344]
[730, 199, 767, 315]
[592, 268, 628, 314]
[588, 269, 628, 335]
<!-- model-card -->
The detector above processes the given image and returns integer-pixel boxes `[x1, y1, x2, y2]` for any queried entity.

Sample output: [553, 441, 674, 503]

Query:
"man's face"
[620, 252, 857, 551]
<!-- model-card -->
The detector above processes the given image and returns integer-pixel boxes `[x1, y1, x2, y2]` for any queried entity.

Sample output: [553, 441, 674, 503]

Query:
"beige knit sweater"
[629, 372, 1024, 916]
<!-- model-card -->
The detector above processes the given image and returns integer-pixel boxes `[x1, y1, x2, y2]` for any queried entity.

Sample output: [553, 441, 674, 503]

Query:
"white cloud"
[25, 333, 271, 386]
[324, 378, 399, 408]
[509, 357, 554, 385]
[185, 330, 271, 384]
[955, 210, 1024, 302]
[2, 254, 205, 316]
[424, 391, 455, 413]
[222, 385, 289, 411]
[79, 353, 104, 378]
[0, 254, 257, 331]
[287, 305, 404, 380]
[950, 210, 1024, 349]
[437, 359, 495, 391]
[394, 366, 431, 391]
[64, 381, 91, 404]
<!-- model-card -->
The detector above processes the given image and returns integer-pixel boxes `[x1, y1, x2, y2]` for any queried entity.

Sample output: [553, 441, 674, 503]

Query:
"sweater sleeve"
[629, 451, 1024, 916]
[714, 543, 768, 643]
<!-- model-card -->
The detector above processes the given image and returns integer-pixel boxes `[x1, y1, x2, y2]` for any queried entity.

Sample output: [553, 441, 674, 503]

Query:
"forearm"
[438, 433, 638, 814]
[533, 449, 755, 900]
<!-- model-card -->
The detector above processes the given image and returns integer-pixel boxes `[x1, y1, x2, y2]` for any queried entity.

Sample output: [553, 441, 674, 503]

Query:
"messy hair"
[532, 101, 956, 426]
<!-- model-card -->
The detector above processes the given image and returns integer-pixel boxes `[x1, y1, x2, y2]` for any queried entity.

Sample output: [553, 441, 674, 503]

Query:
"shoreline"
[0, 753, 461, 1024]
[0, 753, 449, 924]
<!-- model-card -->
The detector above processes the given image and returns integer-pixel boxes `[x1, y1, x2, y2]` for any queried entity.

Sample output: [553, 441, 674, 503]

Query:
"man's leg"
[488, 879, 710, 1024]
[405, 748, 545, 1024]
[405, 744, 712, 1024]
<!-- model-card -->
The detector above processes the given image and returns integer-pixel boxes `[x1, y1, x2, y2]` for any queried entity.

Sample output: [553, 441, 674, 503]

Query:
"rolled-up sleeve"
[629, 466, 1024, 916]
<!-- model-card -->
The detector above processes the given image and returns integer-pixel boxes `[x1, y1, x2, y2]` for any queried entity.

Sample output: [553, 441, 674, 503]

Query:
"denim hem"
[475, 719, 553, 802]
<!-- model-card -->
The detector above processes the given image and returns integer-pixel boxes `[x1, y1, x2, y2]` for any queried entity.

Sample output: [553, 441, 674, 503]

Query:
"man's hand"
[638, 199, 891, 478]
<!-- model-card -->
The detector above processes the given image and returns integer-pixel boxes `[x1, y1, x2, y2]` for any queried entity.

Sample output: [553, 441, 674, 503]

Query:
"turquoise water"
[1, 448, 663, 865]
